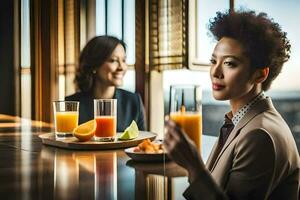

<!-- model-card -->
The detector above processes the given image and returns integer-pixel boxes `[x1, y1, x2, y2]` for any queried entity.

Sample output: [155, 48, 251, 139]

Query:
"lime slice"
[119, 120, 139, 140]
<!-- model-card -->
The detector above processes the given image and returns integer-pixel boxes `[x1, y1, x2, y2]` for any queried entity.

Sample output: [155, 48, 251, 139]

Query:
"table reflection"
[73, 152, 96, 199]
[54, 150, 79, 199]
[127, 160, 188, 200]
[0, 115, 217, 199]
[41, 146, 190, 200]
[95, 152, 117, 199]
[4, 138, 214, 199]
[47, 149, 119, 200]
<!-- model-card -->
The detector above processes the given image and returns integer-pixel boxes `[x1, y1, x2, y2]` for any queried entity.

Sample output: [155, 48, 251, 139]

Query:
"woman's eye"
[109, 59, 118, 63]
[108, 58, 126, 65]
[224, 61, 236, 67]
[210, 59, 216, 64]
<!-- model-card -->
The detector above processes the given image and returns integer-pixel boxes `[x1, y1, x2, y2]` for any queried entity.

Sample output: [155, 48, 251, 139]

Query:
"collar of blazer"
[207, 97, 275, 172]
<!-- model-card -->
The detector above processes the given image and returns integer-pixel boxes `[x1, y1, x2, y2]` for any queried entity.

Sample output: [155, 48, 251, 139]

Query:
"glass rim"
[53, 101, 79, 103]
[170, 84, 201, 88]
[93, 99, 117, 102]
[170, 110, 201, 113]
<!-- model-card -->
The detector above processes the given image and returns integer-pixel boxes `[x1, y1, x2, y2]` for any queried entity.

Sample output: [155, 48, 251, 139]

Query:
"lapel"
[206, 139, 220, 170]
[208, 97, 274, 172]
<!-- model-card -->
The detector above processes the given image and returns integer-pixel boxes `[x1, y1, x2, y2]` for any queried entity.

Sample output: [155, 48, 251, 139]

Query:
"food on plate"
[73, 120, 96, 142]
[118, 120, 139, 140]
[133, 139, 164, 153]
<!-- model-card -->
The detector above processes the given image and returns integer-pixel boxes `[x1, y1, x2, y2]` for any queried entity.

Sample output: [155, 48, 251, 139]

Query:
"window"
[194, 0, 229, 65]
[95, 0, 136, 92]
[21, 0, 31, 119]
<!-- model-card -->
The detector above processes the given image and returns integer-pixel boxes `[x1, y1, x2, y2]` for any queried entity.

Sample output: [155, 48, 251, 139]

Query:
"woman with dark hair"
[164, 10, 299, 199]
[66, 35, 146, 131]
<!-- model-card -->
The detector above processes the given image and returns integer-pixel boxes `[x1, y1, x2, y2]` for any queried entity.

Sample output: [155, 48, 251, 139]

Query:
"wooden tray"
[39, 131, 157, 150]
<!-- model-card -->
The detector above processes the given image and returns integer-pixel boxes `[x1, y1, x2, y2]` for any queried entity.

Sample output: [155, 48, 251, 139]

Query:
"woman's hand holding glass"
[163, 118, 206, 183]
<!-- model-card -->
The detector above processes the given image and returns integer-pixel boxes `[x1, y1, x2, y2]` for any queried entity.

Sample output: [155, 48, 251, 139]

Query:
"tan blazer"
[183, 97, 300, 200]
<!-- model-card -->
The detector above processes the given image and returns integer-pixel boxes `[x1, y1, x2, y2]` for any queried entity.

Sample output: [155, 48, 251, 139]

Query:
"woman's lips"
[113, 73, 124, 79]
[212, 83, 225, 90]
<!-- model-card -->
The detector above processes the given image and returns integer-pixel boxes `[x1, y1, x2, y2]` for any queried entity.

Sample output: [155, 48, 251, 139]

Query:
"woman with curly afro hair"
[164, 10, 299, 199]
[66, 36, 146, 131]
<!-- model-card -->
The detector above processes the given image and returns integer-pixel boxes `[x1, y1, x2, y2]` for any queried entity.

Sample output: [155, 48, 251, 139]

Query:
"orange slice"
[73, 120, 96, 142]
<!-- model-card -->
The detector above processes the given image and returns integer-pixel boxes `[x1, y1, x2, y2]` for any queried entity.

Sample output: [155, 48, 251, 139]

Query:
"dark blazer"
[65, 88, 146, 132]
[184, 97, 300, 200]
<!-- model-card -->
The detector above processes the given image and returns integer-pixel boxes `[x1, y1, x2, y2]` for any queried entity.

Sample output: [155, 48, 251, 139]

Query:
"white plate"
[125, 146, 169, 162]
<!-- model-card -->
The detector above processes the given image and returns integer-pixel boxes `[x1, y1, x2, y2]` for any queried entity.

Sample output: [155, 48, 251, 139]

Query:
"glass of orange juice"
[169, 85, 202, 152]
[53, 101, 79, 138]
[94, 99, 117, 142]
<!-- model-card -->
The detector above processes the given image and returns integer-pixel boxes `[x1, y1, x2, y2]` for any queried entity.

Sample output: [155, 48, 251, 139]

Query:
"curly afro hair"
[208, 10, 291, 91]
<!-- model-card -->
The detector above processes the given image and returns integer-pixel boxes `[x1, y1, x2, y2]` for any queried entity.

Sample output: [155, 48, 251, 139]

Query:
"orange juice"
[170, 112, 202, 152]
[95, 116, 116, 137]
[55, 111, 78, 132]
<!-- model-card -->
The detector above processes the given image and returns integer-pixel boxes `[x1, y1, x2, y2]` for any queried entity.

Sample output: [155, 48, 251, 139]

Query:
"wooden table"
[0, 114, 217, 199]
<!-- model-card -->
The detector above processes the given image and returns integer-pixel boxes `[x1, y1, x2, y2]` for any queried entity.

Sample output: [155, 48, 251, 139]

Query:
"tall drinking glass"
[53, 101, 79, 138]
[169, 85, 202, 152]
[94, 99, 117, 142]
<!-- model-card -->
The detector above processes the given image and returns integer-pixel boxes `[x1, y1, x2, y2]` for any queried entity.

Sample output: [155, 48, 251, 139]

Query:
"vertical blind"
[149, 0, 188, 71]
[57, 0, 80, 98]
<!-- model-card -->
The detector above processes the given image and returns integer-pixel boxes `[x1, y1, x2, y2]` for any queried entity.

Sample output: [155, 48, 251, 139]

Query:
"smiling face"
[95, 44, 127, 87]
[210, 37, 260, 105]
